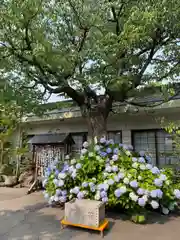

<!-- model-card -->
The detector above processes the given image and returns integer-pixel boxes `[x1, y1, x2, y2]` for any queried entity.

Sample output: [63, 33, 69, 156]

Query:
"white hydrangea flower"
[88, 152, 94, 157]
[138, 176, 142, 181]
[162, 207, 169, 215]
[129, 192, 138, 202]
[165, 180, 170, 185]
[140, 164, 146, 170]
[151, 200, 159, 209]
[94, 191, 101, 200]
[123, 177, 129, 185]
[58, 173, 66, 179]
[159, 174, 167, 181]
[65, 155, 70, 160]
[80, 155, 84, 160]
[110, 160, 114, 165]
[132, 162, 138, 169]
[83, 141, 89, 148]
[69, 194, 73, 199]
[71, 159, 76, 165]
[146, 164, 152, 170]
[127, 174, 132, 179]
[96, 156, 101, 161]
[142, 195, 148, 202]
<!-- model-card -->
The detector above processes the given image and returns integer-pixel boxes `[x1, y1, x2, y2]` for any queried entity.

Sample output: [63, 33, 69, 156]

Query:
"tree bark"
[86, 111, 107, 141]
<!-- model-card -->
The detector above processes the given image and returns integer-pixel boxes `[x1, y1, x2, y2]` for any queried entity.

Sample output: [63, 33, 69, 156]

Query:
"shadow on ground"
[0, 202, 180, 240]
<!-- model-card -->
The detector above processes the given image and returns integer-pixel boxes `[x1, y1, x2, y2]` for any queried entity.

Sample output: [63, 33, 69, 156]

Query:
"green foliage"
[0, 0, 180, 115]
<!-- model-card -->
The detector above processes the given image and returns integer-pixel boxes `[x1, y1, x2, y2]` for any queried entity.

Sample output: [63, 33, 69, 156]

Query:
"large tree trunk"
[86, 111, 107, 140]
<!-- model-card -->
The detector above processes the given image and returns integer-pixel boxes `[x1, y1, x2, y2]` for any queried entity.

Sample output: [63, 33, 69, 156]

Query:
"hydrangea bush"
[43, 138, 180, 221]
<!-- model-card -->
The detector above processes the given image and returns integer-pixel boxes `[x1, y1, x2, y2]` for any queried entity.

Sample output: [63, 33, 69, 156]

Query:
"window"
[71, 133, 87, 153]
[108, 131, 122, 143]
[132, 130, 180, 167]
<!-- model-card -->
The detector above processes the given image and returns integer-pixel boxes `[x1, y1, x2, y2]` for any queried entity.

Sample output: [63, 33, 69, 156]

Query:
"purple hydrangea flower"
[76, 163, 82, 169]
[77, 191, 85, 199]
[130, 180, 138, 188]
[114, 189, 122, 198]
[102, 183, 109, 191]
[82, 182, 88, 188]
[138, 157, 145, 163]
[106, 147, 112, 153]
[154, 178, 163, 187]
[55, 170, 59, 175]
[90, 186, 96, 192]
[89, 182, 95, 188]
[112, 165, 118, 172]
[102, 197, 108, 203]
[139, 151, 145, 157]
[108, 179, 114, 185]
[151, 167, 160, 174]
[138, 197, 146, 207]
[119, 143, 123, 147]
[112, 154, 118, 161]
[137, 188, 145, 196]
[145, 156, 152, 163]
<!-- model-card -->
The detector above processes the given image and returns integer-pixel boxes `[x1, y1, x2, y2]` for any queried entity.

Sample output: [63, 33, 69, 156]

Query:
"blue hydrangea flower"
[114, 189, 122, 198]
[100, 191, 107, 198]
[77, 191, 85, 199]
[137, 188, 145, 196]
[139, 151, 145, 157]
[112, 165, 118, 172]
[174, 189, 180, 199]
[90, 186, 96, 192]
[156, 189, 163, 199]
[56, 189, 61, 196]
[89, 182, 95, 188]
[138, 157, 145, 163]
[100, 137, 106, 144]
[82, 182, 88, 188]
[151, 167, 160, 174]
[61, 190, 67, 196]
[113, 148, 119, 154]
[73, 186, 80, 194]
[112, 154, 118, 161]
[130, 180, 138, 188]
[99, 151, 107, 157]
[76, 163, 82, 169]
[151, 200, 159, 209]
[106, 147, 112, 153]
[108, 179, 114, 185]
[154, 178, 163, 187]
[102, 197, 108, 203]
[145, 156, 152, 163]
[55, 170, 59, 176]
[102, 183, 109, 191]
[150, 190, 157, 198]
[138, 198, 146, 207]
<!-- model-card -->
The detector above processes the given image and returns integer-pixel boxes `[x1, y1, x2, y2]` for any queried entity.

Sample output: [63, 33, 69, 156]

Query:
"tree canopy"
[0, 0, 180, 137]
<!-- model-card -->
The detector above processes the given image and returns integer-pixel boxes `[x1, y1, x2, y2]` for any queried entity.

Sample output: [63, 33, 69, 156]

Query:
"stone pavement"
[0, 188, 180, 240]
